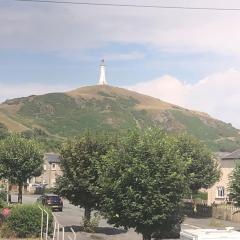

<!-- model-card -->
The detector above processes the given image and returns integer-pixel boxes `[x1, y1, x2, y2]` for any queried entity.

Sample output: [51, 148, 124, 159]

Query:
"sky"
[1, 0, 240, 128]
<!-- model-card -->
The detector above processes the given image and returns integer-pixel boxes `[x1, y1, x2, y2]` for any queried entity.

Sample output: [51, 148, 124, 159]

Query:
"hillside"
[0, 85, 239, 151]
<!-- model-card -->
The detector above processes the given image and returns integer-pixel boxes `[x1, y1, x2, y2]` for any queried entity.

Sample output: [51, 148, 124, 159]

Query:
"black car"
[37, 194, 63, 212]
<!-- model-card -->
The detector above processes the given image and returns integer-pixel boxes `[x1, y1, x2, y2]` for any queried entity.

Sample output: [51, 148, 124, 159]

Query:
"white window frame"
[216, 186, 225, 198]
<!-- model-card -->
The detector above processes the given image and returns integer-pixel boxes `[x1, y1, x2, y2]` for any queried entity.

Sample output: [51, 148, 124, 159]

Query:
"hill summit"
[0, 85, 239, 151]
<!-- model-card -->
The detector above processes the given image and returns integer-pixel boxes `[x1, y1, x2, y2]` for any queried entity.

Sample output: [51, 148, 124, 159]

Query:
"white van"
[180, 228, 240, 240]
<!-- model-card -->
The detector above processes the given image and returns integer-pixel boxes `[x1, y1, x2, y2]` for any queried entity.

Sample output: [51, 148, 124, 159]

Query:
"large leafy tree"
[55, 133, 111, 223]
[229, 165, 240, 205]
[0, 134, 43, 203]
[175, 134, 220, 192]
[98, 129, 188, 240]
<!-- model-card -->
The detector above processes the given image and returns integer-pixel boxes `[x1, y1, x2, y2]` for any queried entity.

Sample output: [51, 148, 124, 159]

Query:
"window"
[217, 186, 225, 198]
[52, 163, 56, 170]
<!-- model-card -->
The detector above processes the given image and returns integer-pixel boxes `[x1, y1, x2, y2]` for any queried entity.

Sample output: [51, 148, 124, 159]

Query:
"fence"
[183, 202, 212, 218]
[38, 205, 49, 240]
[52, 213, 65, 240]
[212, 204, 240, 223]
[51, 213, 76, 240]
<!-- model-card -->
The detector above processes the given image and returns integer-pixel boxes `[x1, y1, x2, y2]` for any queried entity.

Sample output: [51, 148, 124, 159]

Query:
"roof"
[45, 193, 59, 197]
[222, 149, 240, 160]
[181, 229, 240, 239]
[44, 153, 61, 163]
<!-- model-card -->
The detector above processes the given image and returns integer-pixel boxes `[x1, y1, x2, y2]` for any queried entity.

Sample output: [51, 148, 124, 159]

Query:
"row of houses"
[28, 153, 62, 191]
[16, 149, 240, 204]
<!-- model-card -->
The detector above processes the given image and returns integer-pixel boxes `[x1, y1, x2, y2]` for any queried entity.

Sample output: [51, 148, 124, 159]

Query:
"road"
[19, 195, 240, 240]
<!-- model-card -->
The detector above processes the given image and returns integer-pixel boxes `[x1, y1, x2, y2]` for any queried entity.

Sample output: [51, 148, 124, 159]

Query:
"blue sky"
[1, 0, 240, 127]
[1, 45, 239, 85]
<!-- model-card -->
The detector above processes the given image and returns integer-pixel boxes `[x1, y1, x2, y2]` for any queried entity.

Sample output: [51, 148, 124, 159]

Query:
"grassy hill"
[0, 85, 239, 151]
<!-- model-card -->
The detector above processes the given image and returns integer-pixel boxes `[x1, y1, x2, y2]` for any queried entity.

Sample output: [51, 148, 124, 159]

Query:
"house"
[28, 153, 62, 190]
[207, 150, 240, 205]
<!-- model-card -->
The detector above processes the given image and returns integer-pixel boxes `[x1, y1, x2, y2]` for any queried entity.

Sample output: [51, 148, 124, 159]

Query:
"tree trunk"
[84, 207, 91, 221]
[83, 207, 91, 228]
[18, 183, 23, 204]
[142, 233, 151, 240]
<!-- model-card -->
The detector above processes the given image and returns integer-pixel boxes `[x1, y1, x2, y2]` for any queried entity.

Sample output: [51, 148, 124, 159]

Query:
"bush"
[3, 204, 53, 238]
[0, 222, 16, 239]
[193, 191, 208, 201]
[0, 191, 7, 212]
[0, 191, 7, 203]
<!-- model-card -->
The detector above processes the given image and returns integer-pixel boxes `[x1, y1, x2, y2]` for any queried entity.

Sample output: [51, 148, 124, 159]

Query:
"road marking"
[182, 223, 201, 229]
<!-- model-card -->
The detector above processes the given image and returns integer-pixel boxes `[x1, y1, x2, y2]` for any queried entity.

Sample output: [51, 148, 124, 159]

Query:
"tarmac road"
[17, 194, 240, 240]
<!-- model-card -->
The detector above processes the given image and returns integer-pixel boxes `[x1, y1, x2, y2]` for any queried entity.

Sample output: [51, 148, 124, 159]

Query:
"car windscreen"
[47, 196, 61, 202]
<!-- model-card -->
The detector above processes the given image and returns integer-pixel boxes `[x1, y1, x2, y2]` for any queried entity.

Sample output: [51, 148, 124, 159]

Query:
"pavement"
[15, 195, 240, 240]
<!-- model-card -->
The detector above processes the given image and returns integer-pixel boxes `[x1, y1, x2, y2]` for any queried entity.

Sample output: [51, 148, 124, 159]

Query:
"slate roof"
[44, 153, 61, 163]
[222, 149, 240, 160]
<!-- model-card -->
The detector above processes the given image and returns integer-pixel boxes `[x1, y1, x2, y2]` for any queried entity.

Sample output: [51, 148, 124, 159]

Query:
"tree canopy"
[98, 129, 188, 240]
[55, 129, 220, 239]
[175, 134, 220, 192]
[229, 164, 240, 205]
[0, 134, 43, 203]
[56, 133, 112, 223]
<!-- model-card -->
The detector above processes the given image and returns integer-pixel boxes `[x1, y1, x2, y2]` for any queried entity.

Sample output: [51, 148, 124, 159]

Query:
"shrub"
[0, 191, 7, 212]
[3, 204, 53, 238]
[0, 191, 7, 203]
[0, 222, 16, 239]
[193, 191, 208, 201]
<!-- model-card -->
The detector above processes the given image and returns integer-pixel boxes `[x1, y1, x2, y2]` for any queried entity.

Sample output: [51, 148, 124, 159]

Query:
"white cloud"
[128, 69, 240, 128]
[128, 75, 188, 106]
[103, 52, 145, 61]
[2, 1, 240, 55]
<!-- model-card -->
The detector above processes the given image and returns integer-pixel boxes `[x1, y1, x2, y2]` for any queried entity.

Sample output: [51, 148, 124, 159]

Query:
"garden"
[0, 190, 52, 239]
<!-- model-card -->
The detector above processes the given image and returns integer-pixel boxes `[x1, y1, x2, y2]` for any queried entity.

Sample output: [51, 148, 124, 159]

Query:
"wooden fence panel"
[212, 204, 240, 223]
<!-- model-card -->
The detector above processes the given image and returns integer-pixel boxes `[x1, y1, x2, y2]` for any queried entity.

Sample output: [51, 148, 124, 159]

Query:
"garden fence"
[212, 204, 240, 223]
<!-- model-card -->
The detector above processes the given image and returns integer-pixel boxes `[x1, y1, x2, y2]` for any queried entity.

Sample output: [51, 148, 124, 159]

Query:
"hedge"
[3, 204, 53, 238]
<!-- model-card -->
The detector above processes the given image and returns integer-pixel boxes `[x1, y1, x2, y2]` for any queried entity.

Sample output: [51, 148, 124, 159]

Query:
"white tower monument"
[99, 59, 107, 85]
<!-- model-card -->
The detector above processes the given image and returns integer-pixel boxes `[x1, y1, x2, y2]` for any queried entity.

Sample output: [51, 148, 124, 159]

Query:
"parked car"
[37, 194, 63, 212]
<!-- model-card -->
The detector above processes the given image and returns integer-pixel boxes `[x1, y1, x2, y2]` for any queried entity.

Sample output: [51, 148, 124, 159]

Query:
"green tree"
[0, 134, 43, 203]
[229, 164, 240, 205]
[175, 134, 220, 192]
[98, 129, 188, 240]
[55, 133, 111, 224]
